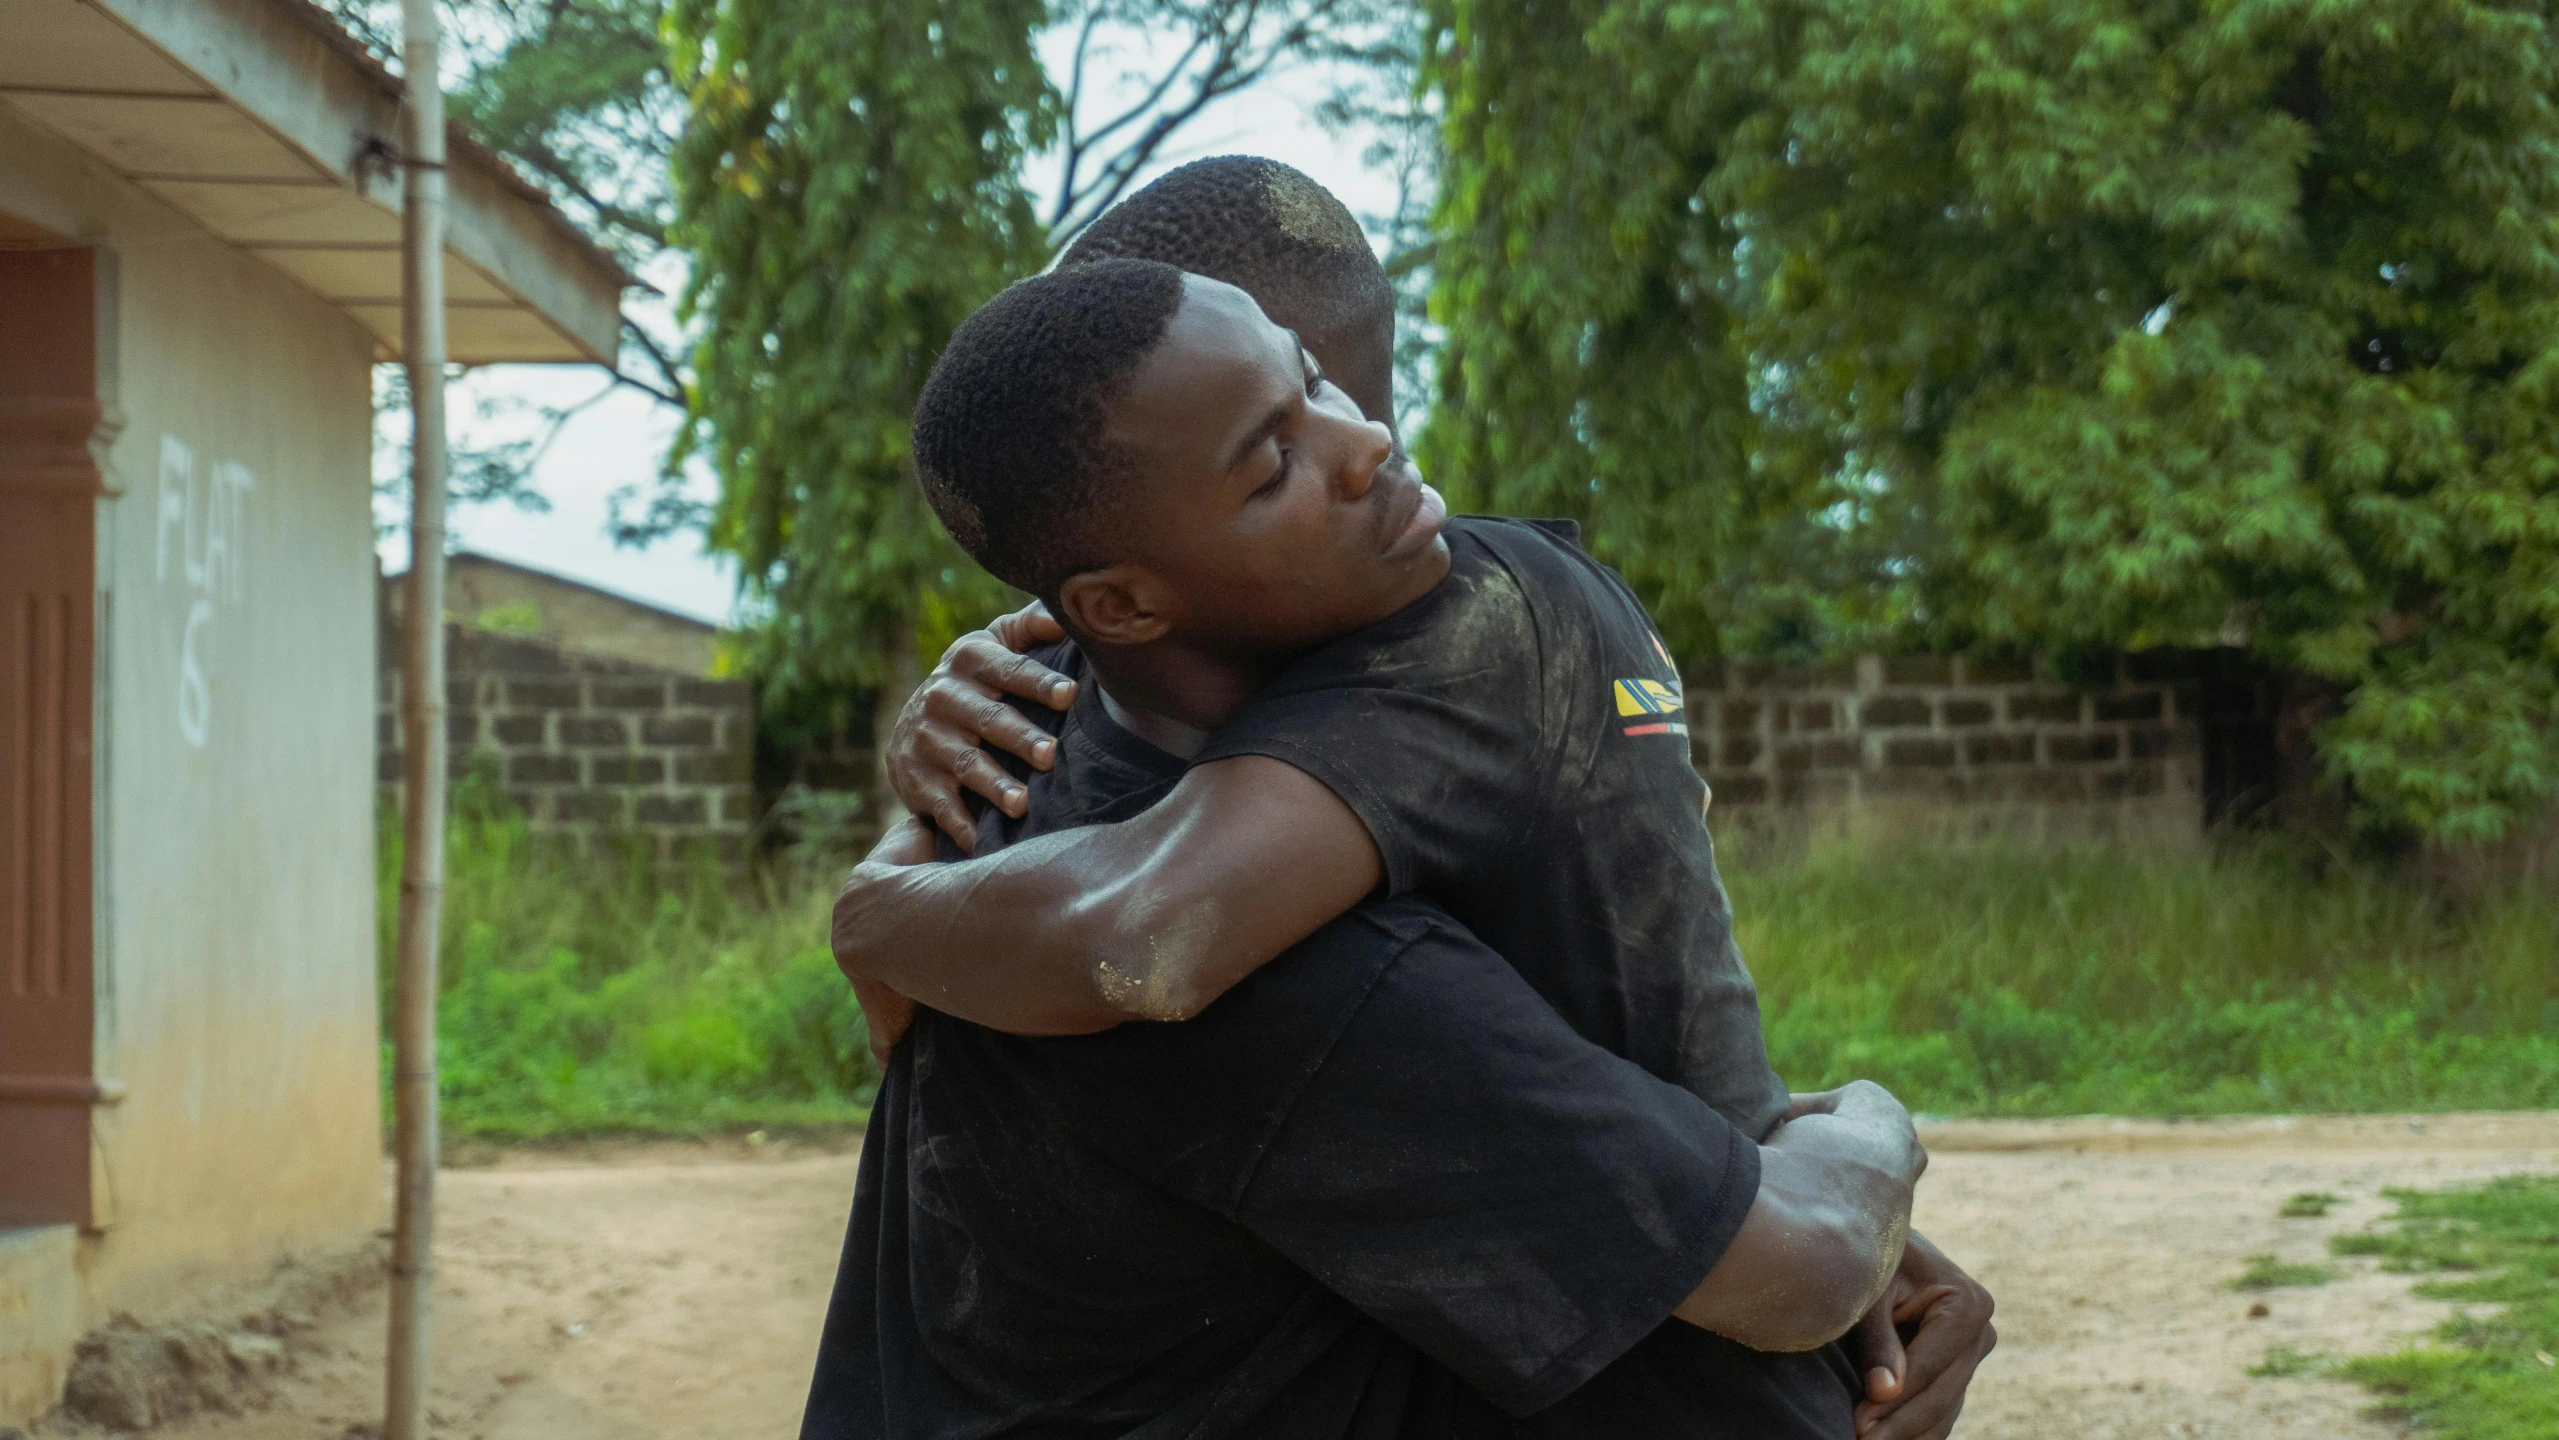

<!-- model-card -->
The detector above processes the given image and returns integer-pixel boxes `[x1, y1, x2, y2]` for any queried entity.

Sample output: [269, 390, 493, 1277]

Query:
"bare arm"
[1674, 1081, 1925, 1353]
[833, 755, 1382, 1034]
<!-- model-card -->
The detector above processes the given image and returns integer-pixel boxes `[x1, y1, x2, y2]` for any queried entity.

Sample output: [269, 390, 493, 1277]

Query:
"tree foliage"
[1426, 0, 2559, 839]
[667, 0, 1054, 695]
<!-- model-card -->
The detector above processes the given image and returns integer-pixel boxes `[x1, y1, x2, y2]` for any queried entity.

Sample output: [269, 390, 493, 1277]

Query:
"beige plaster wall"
[2, 105, 385, 1323]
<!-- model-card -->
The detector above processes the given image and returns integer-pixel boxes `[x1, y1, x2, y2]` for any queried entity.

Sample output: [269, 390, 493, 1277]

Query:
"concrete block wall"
[1689, 651, 2252, 844]
[380, 626, 755, 862]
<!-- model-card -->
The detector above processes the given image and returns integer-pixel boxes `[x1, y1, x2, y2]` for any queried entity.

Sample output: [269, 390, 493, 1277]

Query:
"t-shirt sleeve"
[1226, 909, 1758, 1415]
[1190, 531, 1555, 897]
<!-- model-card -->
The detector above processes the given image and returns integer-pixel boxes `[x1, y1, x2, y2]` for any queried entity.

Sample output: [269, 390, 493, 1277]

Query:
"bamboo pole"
[386, 0, 447, 1432]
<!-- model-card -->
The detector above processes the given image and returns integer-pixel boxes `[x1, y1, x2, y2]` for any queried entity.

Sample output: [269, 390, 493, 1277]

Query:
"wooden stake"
[387, 0, 447, 1432]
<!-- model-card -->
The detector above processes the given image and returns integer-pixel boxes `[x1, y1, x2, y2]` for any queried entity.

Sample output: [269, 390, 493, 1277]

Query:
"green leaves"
[668, 0, 1053, 698]
[1429, 0, 2559, 838]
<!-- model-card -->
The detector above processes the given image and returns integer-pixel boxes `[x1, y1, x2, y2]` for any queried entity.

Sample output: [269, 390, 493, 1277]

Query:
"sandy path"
[63, 1114, 2559, 1440]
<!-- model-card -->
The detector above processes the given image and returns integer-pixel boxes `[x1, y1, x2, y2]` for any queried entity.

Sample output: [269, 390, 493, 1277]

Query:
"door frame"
[0, 243, 111, 1230]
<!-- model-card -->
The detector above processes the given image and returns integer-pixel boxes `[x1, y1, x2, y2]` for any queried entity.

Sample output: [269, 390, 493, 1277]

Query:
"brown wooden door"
[0, 246, 102, 1228]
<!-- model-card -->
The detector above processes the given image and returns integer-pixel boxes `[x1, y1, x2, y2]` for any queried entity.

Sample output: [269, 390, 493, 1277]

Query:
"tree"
[1425, 0, 2559, 841]
[667, 0, 1055, 749]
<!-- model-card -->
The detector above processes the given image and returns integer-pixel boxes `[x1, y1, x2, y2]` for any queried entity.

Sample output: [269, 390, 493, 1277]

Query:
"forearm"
[832, 827, 1159, 1034]
[833, 756, 1382, 1037]
[1675, 1090, 1922, 1351]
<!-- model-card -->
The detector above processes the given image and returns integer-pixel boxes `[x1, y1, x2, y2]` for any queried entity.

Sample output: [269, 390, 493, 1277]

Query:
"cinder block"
[1940, 698, 1994, 727]
[2048, 734, 2121, 764]
[642, 716, 716, 746]
[2095, 692, 2164, 722]
[506, 679, 582, 709]
[676, 679, 751, 708]
[491, 715, 545, 746]
[2008, 692, 2082, 724]
[1884, 655, 1953, 686]
[675, 752, 751, 785]
[559, 717, 628, 747]
[637, 794, 708, 825]
[1965, 735, 2036, 766]
[554, 793, 627, 823]
[507, 753, 578, 785]
[590, 755, 667, 785]
[593, 682, 669, 709]
[1860, 696, 1931, 729]
[1884, 738, 1958, 769]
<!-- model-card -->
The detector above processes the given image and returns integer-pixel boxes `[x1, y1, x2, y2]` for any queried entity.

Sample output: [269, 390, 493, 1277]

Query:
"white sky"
[377, 37, 1402, 626]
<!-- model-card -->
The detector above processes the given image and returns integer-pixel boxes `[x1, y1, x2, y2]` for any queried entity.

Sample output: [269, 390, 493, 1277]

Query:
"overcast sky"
[377, 36, 1403, 626]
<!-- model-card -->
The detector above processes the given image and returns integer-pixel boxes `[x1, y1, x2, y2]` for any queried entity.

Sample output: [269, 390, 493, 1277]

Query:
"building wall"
[381, 625, 756, 861]
[393, 553, 723, 677]
[1691, 652, 2267, 846]
[3, 105, 385, 1322]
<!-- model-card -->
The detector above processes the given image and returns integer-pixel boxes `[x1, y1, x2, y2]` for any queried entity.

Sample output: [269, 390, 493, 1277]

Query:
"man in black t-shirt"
[803, 647, 1920, 1437]
[807, 257, 1943, 1438]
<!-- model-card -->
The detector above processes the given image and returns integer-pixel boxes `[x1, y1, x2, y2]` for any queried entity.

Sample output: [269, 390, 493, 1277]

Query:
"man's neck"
[1078, 639, 1279, 760]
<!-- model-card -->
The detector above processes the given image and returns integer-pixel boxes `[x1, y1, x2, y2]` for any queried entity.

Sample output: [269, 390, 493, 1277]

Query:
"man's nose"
[1332, 418, 1395, 502]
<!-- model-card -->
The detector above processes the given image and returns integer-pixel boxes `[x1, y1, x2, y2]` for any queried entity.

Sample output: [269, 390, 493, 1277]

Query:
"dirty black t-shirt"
[799, 661, 1860, 1439]
[1196, 517, 1790, 1141]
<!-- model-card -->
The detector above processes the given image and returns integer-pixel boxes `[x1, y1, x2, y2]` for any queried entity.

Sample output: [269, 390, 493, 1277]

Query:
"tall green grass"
[1729, 836, 2559, 1115]
[376, 785, 876, 1141]
[385, 790, 2555, 1140]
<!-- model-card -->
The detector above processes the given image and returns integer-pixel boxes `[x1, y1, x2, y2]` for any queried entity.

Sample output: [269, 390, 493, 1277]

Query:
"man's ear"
[1055, 565, 1175, 647]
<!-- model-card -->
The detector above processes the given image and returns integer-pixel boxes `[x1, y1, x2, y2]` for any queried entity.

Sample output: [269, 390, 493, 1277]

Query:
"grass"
[2332, 1175, 2559, 1440]
[2249, 1347, 2331, 1379]
[2281, 1191, 2344, 1218]
[2233, 1254, 2338, 1290]
[377, 781, 876, 1142]
[385, 799, 2558, 1142]
[1725, 834, 2559, 1116]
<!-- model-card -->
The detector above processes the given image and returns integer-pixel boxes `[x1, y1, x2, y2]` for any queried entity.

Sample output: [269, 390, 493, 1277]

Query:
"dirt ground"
[49, 1113, 2559, 1440]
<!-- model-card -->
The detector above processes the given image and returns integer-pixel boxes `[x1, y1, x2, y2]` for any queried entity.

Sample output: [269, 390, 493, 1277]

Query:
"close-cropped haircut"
[1058, 156, 1390, 338]
[913, 258, 1189, 601]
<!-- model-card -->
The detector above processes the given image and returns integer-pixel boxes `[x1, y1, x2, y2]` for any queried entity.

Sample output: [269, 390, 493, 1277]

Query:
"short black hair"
[1059, 156, 1390, 339]
[913, 258, 1189, 600]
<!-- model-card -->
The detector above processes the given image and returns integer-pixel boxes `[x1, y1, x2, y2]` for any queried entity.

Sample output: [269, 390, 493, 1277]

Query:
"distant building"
[384, 551, 726, 678]
[0, 0, 624, 1424]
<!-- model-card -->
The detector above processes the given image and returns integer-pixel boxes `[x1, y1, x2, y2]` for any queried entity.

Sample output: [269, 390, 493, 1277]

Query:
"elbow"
[1079, 887, 1225, 1024]
[1727, 1241, 1896, 1354]
[830, 867, 892, 982]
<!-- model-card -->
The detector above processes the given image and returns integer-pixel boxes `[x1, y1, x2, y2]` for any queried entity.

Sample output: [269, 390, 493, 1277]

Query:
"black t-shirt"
[1196, 517, 1789, 1140]
[800, 664, 1859, 1439]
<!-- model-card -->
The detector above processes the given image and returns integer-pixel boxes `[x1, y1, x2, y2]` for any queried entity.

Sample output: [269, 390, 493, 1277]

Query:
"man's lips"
[1377, 464, 1447, 561]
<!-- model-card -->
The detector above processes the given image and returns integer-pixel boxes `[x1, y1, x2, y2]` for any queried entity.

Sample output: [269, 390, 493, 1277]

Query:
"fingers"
[1858, 1285, 1995, 1440]
[949, 633, 1075, 710]
[988, 600, 1065, 653]
[1858, 1320, 1993, 1440]
[1856, 1296, 1907, 1405]
[1779, 1088, 1844, 1123]
[851, 976, 917, 1066]
[925, 683, 1060, 771]
[947, 741, 1029, 818]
